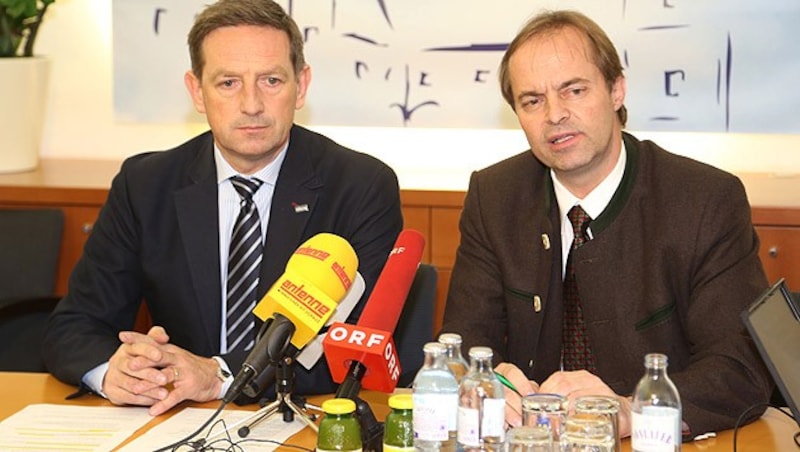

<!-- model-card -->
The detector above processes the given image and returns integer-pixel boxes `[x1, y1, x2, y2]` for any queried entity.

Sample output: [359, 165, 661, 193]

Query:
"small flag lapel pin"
[292, 202, 309, 213]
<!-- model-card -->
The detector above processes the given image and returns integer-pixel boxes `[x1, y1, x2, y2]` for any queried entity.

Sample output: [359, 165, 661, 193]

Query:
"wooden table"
[1, 372, 797, 451]
[0, 372, 389, 450]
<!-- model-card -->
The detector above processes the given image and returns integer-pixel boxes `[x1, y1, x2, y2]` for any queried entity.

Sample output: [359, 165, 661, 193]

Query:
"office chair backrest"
[394, 263, 438, 388]
[0, 208, 64, 372]
[0, 296, 60, 371]
[0, 208, 64, 300]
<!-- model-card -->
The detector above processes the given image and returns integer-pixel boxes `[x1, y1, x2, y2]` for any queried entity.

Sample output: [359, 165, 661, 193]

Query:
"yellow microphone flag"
[253, 233, 358, 348]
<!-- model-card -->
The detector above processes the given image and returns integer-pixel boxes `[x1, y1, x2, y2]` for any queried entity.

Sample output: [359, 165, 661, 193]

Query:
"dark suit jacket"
[441, 133, 772, 436]
[43, 125, 403, 396]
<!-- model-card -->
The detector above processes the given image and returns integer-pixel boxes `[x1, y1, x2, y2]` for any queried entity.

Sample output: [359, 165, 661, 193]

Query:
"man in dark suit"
[43, 0, 402, 416]
[440, 10, 772, 440]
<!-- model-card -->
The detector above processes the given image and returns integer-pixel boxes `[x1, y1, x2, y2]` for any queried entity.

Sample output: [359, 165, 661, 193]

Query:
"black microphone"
[224, 315, 295, 403]
[241, 338, 299, 399]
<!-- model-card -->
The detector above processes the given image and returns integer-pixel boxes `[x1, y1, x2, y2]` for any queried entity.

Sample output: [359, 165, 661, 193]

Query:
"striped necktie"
[562, 204, 597, 372]
[226, 176, 264, 352]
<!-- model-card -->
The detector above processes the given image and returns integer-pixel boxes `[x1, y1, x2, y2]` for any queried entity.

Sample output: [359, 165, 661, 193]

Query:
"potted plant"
[0, 0, 56, 173]
[1, 0, 55, 57]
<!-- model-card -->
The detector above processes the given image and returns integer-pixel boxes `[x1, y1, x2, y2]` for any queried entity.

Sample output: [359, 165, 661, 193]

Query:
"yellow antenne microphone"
[252, 232, 358, 349]
[225, 233, 358, 403]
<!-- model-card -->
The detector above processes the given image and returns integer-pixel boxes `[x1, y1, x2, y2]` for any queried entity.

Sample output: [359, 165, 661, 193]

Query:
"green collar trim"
[589, 132, 639, 235]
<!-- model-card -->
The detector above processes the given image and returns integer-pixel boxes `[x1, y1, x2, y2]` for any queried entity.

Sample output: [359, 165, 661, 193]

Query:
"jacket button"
[533, 295, 542, 313]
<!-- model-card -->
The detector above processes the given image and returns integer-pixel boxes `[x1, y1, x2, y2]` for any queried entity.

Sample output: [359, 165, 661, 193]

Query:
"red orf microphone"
[323, 229, 426, 396]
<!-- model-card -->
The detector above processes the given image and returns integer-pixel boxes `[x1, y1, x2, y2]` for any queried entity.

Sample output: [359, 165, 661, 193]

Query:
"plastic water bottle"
[413, 342, 458, 451]
[457, 346, 505, 451]
[438, 333, 470, 383]
[631, 353, 682, 452]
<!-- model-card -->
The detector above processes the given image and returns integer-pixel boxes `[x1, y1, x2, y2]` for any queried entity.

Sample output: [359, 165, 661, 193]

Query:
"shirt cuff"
[212, 356, 234, 400]
[81, 361, 109, 398]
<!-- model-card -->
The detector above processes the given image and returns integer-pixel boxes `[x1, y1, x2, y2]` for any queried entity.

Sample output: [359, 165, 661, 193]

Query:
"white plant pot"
[0, 57, 50, 174]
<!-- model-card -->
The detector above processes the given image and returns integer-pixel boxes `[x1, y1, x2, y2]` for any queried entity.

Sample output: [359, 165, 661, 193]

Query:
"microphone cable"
[732, 402, 799, 451]
[154, 411, 316, 452]
[152, 400, 227, 452]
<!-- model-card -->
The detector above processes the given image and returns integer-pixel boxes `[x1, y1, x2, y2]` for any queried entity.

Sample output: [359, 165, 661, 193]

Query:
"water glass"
[560, 412, 615, 452]
[521, 393, 568, 442]
[573, 395, 621, 451]
[505, 425, 553, 451]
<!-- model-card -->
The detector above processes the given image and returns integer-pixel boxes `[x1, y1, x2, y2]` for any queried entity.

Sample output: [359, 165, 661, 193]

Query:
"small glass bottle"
[383, 393, 414, 452]
[457, 346, 506, 451]
[317, 398, 363, 452]
[631, 353, 682, 452]
[413, 342, 458, 451]
[438, 333, 470, 383]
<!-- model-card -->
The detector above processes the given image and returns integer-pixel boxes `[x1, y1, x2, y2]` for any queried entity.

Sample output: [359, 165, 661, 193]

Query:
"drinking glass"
[573, 395, 621, 452]
[560, 412, 615, 452]
[505, 425, 553, 452]
[521, 393, 568, 442]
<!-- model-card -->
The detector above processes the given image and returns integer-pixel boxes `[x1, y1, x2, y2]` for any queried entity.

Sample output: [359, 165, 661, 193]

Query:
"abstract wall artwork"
[113, 0, 800, 133]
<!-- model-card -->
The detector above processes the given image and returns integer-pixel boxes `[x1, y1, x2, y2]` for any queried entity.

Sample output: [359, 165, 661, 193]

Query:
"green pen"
[494, 371, 523, 397]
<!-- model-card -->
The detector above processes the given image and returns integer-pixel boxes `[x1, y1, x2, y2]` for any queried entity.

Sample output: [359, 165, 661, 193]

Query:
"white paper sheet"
[120, 407, 309, 451]
[0, 403, 152, 452]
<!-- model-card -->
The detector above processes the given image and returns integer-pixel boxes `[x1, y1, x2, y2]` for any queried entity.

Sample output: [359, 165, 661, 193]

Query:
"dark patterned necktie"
[562, 204, 597, 372]
[226, 176, 264, 352]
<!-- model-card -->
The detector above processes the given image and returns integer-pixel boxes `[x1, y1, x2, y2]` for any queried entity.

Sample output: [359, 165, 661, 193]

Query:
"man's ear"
[294, 65, 311, 110]
[184, 70, 207, 114]
[611, 75, 626, 112]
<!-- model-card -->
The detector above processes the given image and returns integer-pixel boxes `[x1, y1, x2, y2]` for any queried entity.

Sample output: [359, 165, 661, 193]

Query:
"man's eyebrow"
[516, 77, 591, 100]
[558, 77, 590, 90]
[516, 89, 542, 100]
[205, 68, 235, 80]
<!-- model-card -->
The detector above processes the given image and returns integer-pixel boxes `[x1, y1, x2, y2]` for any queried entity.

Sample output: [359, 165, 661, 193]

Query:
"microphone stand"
[236, 355, 322, 438]
[354, 396, 384, 452]
[336, 362, 385, 452]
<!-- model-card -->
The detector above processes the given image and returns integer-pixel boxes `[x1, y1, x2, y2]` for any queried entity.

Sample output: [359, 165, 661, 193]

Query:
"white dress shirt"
[552, 141, 627, 278]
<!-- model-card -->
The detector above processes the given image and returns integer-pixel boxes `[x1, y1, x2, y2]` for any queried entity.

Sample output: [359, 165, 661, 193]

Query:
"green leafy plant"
[0, 0, 55, 57]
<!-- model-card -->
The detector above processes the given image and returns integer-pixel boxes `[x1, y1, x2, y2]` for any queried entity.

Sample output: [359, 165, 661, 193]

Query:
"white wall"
[35, 0, 800, 191]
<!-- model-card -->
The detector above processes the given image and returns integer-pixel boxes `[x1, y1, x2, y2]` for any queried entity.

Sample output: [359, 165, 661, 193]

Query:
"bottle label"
[382, 445, 415, 452]
[631, 407, 681, 452]
[457, 405, 481, 447]
[481, 397, 506, 441]
[413, 393, 457, 440]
